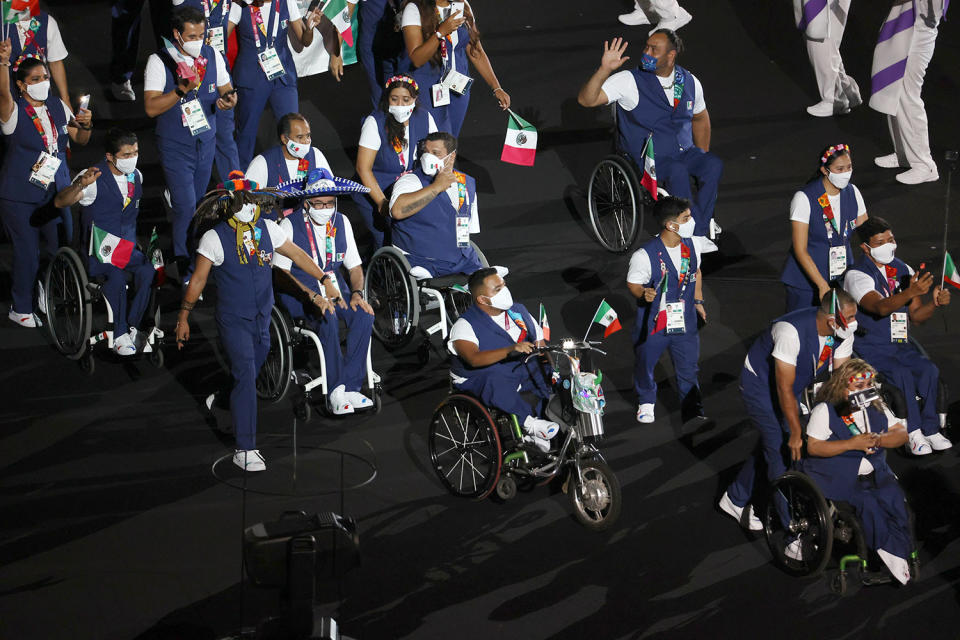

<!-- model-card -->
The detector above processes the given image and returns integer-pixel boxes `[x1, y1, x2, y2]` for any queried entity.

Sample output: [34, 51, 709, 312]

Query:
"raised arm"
[391, 169, 455, 220]
[0, 39, 15, 123]
[54, 167, 100, 208]
[577, 38, 630, 108]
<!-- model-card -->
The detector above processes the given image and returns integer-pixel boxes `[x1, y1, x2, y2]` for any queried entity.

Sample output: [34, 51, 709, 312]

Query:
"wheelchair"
[254, 304, 382, 423]
[363, 241, 489, 363]
[43, 246, 165, 375]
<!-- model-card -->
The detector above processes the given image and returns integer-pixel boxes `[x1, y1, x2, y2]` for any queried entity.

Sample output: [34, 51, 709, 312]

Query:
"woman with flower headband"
[801, 359, 914, 584]
[780, 143, 868, 312]
[354, 74, 437, 248]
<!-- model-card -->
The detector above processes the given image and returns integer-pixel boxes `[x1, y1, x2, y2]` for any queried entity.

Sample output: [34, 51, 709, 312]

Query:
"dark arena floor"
[2, 1, 960, 638]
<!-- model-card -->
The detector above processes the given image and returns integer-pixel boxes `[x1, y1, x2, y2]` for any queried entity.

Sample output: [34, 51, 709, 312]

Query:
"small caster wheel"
[417, 341, 430, 365]
[830, 571, 847, 595]
[148, 348, 164, 368]
[294, 399, 311, 422]
[373, 384, 383, 414]
[79, 352, 95, 376]
[495, 475, 517, 501]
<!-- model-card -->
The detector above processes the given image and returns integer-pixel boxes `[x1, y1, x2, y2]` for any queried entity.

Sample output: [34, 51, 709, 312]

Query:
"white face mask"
[285, 138, 310, 159]
[388, 104, 415, 123]
[827, 169, 852, 190]
[421, 151, 452, 176]
[180, 37, 203, 58]
[25, 80, 50, 102]
[486, 286, 513, 311]
[834, 319, 857, 341]
[671, 218, 696, 238]
[868, 241, 897, 265]
[113, 155, 138, 175]
[307, 204, 335, 225]
[234, 203, 257, 223]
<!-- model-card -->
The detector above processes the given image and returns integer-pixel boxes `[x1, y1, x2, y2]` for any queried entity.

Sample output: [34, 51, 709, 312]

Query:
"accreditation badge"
[258, 47, 286, 80]
[890, 312, 908, 343]
[29, 151, 61, 189]
[431, 83, 451, 107]
[665, 301, 686, 334]
[181, 99, 211, 136]
[206, 26, 226, 54]
[456, 215, 470, 248]
[828, 245, 847, 279]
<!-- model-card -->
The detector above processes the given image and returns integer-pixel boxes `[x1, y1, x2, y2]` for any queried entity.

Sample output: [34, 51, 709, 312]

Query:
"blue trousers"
[455, 359, 551, 423]
[405, 247, 482, 278]
[784, 284, 818, 313]
[351, 192, 386, 250]
[218, 311, 271, 451]
[88, 250, 154, 336]
[214, 107, 241, 182]
[235, 83, 299, 167]
[357, 0, 403, 109]
[633, 324, 700, 406]
[656, 148, 723, 237]
[858, 343, 940, 436]
[158, 137, 215, 260]
[0, 194, 60, 314]
[424, 88, 470, 137]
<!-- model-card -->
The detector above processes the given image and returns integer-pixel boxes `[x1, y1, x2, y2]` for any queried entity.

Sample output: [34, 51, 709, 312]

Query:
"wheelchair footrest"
[860, 571, 893, 586]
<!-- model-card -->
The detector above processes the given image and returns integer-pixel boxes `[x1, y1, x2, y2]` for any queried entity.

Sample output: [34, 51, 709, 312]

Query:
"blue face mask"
[641, 53, 658, 72]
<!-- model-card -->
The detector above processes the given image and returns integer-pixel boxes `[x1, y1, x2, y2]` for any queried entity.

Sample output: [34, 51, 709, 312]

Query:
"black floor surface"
[2, 1, 960, 638]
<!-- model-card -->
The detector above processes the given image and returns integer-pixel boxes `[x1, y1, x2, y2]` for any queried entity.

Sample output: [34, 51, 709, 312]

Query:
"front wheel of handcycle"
[568, 459, 621, 531]
[428, 394, 503, 500]
[587, 155, 646, 253]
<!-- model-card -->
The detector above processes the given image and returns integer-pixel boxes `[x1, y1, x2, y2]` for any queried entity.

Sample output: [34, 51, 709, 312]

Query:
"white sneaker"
[8, 309, 40, 328]
[523, 415, 559, 440]
[874, 153, 902, 169]
[909, 431, 933, 456]
[718, 491, 763, 531]
[878, 548, 911, 585]
[618, 7, 651, 26]
[636, 403, 655, 423]
[896, 167, 939, 185]
[650, 6, 692, 34]
[523, 434, 551, 453]
[329, 384, 354, 415]
[784, 538, 804, 561]
[37, 281, 46, 315]
[111, 80, 136, 102]
[113, 332, 136, 356]
[344, 391, 374, 410]
[233, 449, 266, 472]
[805, 100, 835, 117]
[926, 432, 953, 451]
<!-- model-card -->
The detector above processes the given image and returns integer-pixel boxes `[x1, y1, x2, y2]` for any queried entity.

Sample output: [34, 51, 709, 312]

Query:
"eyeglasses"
[848, 371, 875, 384]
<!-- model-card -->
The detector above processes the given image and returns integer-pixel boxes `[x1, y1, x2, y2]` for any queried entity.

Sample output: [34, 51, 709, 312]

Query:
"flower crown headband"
[384, 75, 419, 92]
[218, 170, 261, 192]
[821, 144, 850, 165]
[12, 52, 44, 73]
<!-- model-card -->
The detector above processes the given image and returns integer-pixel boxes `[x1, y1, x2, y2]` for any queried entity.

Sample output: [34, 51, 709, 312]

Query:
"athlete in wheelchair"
[577, 31, 723, 253]
[45, 128, 164, 372]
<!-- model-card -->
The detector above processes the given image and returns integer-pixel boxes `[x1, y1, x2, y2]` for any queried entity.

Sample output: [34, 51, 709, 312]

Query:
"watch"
[175, 87, 186, 98]
[694, 299, 705, 305]
[435, 30, 444, 40]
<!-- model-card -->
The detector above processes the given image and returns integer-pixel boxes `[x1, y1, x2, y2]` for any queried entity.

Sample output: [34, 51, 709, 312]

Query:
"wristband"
[435, 30, 444, 40]
[694, 299, 704, 305]
[175, 87, 186, 98]
[319, 274, 331, 285]
[492, 87, 503, 94]
[351, 289, 364, 297]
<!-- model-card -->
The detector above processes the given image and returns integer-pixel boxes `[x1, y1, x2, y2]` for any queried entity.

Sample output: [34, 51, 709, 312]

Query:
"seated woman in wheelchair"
[803, 358, 913, 584]
[53, 128, 155, 356]
[273, 169, 376, 415]
[447, 267, 560, 452]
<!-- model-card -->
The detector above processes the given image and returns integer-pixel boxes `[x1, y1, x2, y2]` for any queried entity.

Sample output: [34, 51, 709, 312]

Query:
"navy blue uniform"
[357, 0, 404, 108]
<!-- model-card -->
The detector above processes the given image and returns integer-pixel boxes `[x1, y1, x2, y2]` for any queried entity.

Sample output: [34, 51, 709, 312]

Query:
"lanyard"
[250, 0, 281, 49]
[671, 67, 684, 108]
[203, 0, 229, 21]
[303, 213, 336, 268]
[656, 241, 691, 298]
[840, 412, 861, 436]
[453, 170, 466, 210]
[24, 103, 56, 152]
[392, 136, 406, 169]
[505, 310, 527, 343]
[816, 335, 835, 373]
[816, 192, 847, 242]
[123, 173, 135, 209]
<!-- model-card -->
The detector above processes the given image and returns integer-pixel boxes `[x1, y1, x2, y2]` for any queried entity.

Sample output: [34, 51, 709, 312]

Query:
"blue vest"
[180, 0, 232, 32]
[449, 302, 537, 380]
[617, 66, 696, 164]
[803, 403, 890, 497]
[391, 166, 476, 264]
[399, 10, 469, 89]
[634, 235, 699, 338]
[285, 209, 349, 297]
[369, 108, 431, 188]
[781, 180, 859, 290]
[154, 44, 221, 145]
[260, 144, 320, 187]
[8, 13, 50, 93]
[0, 97, 70, 204]
[846, 254, 911, 351]
[80, 159, 142, 248]
[233, 0, 297, 89]
[212, 218, 275, 320]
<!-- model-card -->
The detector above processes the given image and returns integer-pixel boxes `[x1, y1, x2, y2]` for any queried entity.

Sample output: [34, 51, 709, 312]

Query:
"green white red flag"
[591, 299, 621, 338]
[640, 134, 657, 200]
[649, 272, 669, 334]
[148, 226, 166, 285]
[944, 251, 960, 290]
[322, 0, 354, 47]
[90, 224, 133, 269]
[539, 302, 550, 341]
[500, 110, 537, 167]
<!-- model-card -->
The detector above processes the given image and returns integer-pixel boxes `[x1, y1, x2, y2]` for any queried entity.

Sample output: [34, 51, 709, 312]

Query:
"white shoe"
[344, 391, 373, 410]
[636, 403, 655, 423]
[113, 332, 136, 356]
[718, 491, 763, 531]
[909, 431, 933, 456]
[205, 393, 217, 412]
[618, 7, 651, 26]
[874, 153, 902, 169]
[523, 434, 551, 453]
[926, 432, 953, 451]
[37, 281, 46, 315]
[650, 6, 692, 34]
[111, 80, 136, 102]
[784, 538, 804, 561]
[329, 384, 354, 415]
[878, 548, 911, 585]
[8, 309, 40, 328]
[233, 449, 266, 472]
[523, 415, 559, 440]
[896, 167, 939, 185]
[805, 100, 835, 117]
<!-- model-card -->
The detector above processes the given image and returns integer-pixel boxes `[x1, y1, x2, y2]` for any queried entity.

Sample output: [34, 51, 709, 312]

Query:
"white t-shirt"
[229, 0, 302, 25]
[806, 402, 902, 474]
[626, 236, 706, 285]
[273, 213, 362, 285]
[0, 98, 74, 138]
[843, 261, 915, 304]
[143, 49, 231, 93]
[16, 14, 68, 62]
[602, 69, 706, 114]
[744, 321, 853, 375]
[789, 186, 867, 225]
[197, 218, 290, 266]
[389, 171, 480, 233]
[400, 1, 473, 74]
[447, 310, 544, 357]
[358, 112, 439, 168]
[244, 148, 333, 187]
[74, 167, 144, 207]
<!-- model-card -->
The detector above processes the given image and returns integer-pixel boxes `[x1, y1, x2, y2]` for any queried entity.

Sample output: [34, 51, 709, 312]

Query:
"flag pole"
[583, 298, 604, 342]
[940, 150, 956, 290]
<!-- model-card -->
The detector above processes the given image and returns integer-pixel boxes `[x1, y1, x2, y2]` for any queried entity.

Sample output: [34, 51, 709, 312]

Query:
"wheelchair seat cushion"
[420, 274, 469, 289]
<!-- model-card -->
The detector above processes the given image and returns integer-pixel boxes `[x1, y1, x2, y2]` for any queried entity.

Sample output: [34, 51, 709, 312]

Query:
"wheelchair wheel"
[366, 247, 419, 350]
[764, 471, 834, 577]
[568, 459, 622, 531]
[256, 306, 293, 403]
[587, 154, 645, 253]
[44, 247, 92, 360]
[428, 394, 503, 500]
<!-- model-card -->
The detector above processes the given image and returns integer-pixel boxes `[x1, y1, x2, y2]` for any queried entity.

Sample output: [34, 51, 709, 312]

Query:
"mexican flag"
[649, 273, 669, 335]
[148, 226, 166, 286]
[500, 110, 537, 167]
[945, 252, 960, 290]
[640, 134, 657, 200]
[322, 0, 354, 48]
[592, 299, 621, 338]
[2, 0, 38, 24]
[539, 302, 550, 342]
[830, 288, 847, 328]
[90, 224, 133, 269]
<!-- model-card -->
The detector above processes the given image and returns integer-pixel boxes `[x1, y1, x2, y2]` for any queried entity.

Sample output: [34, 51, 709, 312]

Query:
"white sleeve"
[172, 0, 186, 5]
[905, 263, 915, 276]
[789, 191, 811, 224]
[691, 236, 707, 265]
[287, 0, 303, 22]
[449, 317, 478, 345]
[74, 169, 98, 207]
[389, 173, 423, 214]
[469, 192, 479, 233]
[835, 334, 854, 359]
[60, 99, 74, 122]
[843, 269, 878, 304]
[852, 185, 866, 217]
[311, 148, 332, 174]
[691, 74, 706, 114]
[427, 112, 438, 133]
[770, 321, 801, 366]
[0, 106, 16, 135]
[229, 3, 242, 24]
[626, 248, 652, 285]
[600, 70, 638, 111]
[272, 219, 295, 270]
[144, 54, 167, 94]
[265, 218, 292, 248]
[44, 16, 68, 62]
[341, 217, 362, 270]
[358, 116, 381, 151]
[197, 229, 225, 266]
[806, 403, 833, 440]
[245, 155, 268, 187]
[214, 50, 231, 87]
[400, 3, 422, 27]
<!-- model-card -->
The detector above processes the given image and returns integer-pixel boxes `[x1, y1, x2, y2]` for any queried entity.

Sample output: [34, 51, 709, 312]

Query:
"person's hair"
[808, 144, 851, 183]
[15, 57, 45, 83]
[653, 195, 691, 227]
[814, 358, 883, 415]
[817, 287, 856, 314]
[171, 6, 206, 35]
[277, 112, 309, 140]
[651, 28, 684, 54]
[856, 216, 892, 246]
[379, 79, 420, 153]
[422, 131, 457, 155]
[468, 267, 498, 298]
[105, 128, 138, 155]
[402, 0, 479, 68]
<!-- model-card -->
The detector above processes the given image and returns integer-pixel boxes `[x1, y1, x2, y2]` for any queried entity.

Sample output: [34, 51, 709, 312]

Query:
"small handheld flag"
[322, 0, 354, 48]
[831, 289, 848, 329]
[500, 109, 537, 167]
[586, 299, 621, 341]
[90, 224, 134, 269]
[640, 134, 657, 200]
[944, 251, 960, 290]
[148, 227, 166, 286]
[649, 273, 669, 335]
[539, 303, 550, 342]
